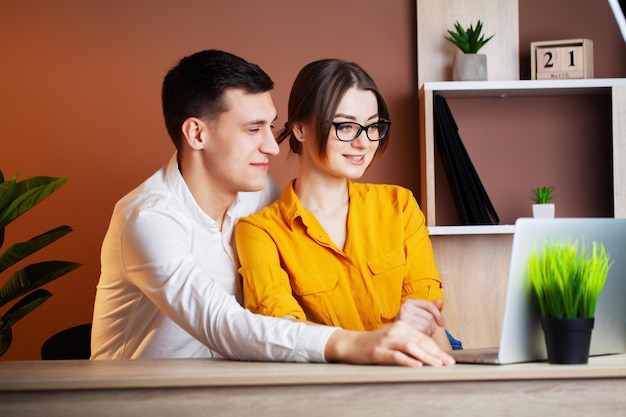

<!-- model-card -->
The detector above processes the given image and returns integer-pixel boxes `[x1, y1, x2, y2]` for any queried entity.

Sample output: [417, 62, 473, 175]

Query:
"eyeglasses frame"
[329, 120, 391, 142]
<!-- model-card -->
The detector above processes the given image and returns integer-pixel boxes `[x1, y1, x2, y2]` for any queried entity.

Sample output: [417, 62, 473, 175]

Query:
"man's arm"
[108, 201, 329, 362]
[281, 314, 455, 367]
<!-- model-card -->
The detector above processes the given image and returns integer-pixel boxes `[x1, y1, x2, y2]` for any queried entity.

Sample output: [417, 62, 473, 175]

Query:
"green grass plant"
[529, 239, 612, 319]
[531, 186, 554, 204]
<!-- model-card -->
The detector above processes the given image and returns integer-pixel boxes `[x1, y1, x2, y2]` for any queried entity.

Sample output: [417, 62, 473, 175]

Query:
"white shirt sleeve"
[119, 199, 336, 362]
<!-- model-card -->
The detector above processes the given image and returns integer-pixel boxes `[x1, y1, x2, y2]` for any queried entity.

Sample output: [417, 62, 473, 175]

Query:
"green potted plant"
[528, 239, 612, 364]
[444, 20, 494, 81]
[0, 169, 81, 357]
[530, 186, 555, 218]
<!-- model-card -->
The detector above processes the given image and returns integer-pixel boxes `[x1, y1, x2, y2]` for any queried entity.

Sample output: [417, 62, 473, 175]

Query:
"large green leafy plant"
[0, 170, 81, 357]
[529, 240, 612, 319]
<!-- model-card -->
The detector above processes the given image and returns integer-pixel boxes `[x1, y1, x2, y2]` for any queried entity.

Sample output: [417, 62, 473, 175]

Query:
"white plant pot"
[532, 203, 555, 218]
[452, 54, 488, 81]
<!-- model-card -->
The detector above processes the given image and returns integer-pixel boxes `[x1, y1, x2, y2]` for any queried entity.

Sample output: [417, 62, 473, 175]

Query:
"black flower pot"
[540, 317, 594, 364]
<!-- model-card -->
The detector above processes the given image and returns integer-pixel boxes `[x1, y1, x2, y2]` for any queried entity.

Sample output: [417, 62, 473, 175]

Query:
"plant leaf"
[0, 226, 73, 274]
[455, 22, 467, 38]
[471, 34, 495, 53]
[0, 173, 18, 215]
[0, 289, 52, 332]
[0, 327, 12, 357]
[0, 176, 67, 229]
[0, 261, 81, 308]
[475, 20, 483, 36]
[467, 23, 479, 46]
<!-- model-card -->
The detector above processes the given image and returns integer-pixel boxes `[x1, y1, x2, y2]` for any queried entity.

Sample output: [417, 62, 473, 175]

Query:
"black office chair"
[41, 323, 92, 360]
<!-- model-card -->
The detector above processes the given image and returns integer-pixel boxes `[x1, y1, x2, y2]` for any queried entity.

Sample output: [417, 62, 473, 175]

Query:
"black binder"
[432, 94, 499, 225]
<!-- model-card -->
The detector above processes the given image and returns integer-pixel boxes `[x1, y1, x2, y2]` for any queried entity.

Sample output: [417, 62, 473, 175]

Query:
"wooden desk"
[1, 355, 625, 416]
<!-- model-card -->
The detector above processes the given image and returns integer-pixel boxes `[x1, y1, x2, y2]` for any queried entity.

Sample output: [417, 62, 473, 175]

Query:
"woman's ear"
[292, 121, 305, 142]
[181, 117, 206, 150]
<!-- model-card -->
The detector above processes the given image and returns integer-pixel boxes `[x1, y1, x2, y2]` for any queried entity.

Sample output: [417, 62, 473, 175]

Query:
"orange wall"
[0, 0, 624, 360]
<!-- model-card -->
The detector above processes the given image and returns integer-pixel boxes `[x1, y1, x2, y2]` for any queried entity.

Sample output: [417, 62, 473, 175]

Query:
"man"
[91, 49, 454, 367]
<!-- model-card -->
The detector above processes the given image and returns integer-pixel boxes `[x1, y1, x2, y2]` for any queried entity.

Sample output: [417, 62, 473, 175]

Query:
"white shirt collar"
[163, 153, 241, 232]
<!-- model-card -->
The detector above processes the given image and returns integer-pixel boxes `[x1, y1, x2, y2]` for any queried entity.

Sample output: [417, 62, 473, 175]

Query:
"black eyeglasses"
[330, 121, 391, 142]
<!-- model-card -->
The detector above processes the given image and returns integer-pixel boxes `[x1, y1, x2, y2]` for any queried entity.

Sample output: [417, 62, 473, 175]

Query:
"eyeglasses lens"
[335, 122, 389, 141]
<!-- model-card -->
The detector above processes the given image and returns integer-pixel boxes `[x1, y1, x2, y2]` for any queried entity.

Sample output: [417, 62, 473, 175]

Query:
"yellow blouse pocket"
[367, 249, 406, 320]
[290, 273, 343, 326]
[291, 273, 339, 296]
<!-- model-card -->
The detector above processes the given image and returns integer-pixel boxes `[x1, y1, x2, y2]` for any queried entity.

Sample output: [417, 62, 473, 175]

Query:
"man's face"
[203, 88, 279, 195]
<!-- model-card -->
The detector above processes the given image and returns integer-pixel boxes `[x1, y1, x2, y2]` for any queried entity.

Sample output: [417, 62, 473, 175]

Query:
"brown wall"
[1, 0, 624, 360]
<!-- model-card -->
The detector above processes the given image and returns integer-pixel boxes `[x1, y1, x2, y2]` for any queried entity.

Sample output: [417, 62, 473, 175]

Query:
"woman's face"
[302, 87, 381, 181]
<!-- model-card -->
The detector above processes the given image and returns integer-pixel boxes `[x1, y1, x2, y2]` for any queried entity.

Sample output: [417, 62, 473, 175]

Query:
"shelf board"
[423, 78, 626, 98]
[428, 225, 516, 236]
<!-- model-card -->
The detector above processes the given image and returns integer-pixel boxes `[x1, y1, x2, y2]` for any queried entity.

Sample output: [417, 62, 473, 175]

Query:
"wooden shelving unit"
[428, 224, 515, 236]
[419, 78, 626, 229]
[419, 79, 626, 347]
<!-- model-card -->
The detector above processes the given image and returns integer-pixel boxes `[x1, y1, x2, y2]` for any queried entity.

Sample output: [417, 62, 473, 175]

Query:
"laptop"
[451, 217, 626, 364]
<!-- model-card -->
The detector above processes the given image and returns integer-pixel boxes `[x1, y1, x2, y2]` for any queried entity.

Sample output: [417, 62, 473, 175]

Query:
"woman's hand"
[394, 299, 445, 336]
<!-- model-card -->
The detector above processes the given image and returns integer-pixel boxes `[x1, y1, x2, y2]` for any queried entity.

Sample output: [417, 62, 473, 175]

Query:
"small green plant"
[531, 186, 554, 204]
[0, 169, 81, 357]
[529, 240, 612, 319]
[444, 20, 494, 54]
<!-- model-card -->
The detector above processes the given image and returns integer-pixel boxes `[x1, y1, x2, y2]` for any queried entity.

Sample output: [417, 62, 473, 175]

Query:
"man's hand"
[394, 299, 445, 336]
[324, 321, 456, 368]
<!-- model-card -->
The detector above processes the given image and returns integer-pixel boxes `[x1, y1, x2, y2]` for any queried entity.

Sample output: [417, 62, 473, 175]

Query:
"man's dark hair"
[161, 50, 274, 149]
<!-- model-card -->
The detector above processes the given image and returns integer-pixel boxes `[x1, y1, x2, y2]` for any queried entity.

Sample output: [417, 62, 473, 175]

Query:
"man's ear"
[181, 117, 207, 150]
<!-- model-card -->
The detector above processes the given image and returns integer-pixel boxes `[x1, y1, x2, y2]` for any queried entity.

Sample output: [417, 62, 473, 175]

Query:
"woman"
[235, 59, 453, 350]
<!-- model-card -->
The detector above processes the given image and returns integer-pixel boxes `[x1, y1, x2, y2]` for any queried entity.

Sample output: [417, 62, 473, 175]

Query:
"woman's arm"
[399, 190, 452, 351]
[235, 218, 306, 319]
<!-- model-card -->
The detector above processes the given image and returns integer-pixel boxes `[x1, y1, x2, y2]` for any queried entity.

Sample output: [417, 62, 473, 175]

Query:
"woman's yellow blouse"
[235, 180, 444, 331]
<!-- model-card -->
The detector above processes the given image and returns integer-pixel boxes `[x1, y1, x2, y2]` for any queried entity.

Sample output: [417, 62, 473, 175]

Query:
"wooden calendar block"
[535, 46, 562, 77]
[531, 39, 593, 80]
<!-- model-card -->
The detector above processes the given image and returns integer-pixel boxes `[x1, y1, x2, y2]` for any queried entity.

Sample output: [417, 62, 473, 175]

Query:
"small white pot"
[532, 203, 555, 218]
